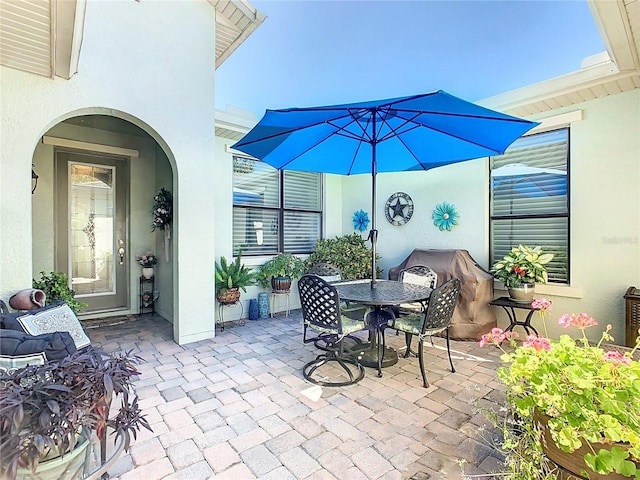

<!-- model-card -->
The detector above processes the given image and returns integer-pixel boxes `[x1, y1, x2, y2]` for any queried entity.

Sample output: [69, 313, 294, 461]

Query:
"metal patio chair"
[387, 278, 461, 388]
[298, 274, 367, 386]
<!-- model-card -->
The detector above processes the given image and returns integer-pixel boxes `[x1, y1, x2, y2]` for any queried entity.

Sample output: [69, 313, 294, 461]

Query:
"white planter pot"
[16, 436, 90, 480]
[508, 283, 535, 302]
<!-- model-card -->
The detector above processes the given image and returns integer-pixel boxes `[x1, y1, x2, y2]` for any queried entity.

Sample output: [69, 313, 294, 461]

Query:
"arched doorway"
[33, 112, 175, 321]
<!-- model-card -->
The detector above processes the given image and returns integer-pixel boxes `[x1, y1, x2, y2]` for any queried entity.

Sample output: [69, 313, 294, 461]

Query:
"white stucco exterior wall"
[1, 0, 217, 344]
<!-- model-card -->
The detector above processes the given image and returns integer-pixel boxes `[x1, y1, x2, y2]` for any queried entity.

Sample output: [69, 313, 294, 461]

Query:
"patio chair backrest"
[308, 263, 342, 282]
[421, 278, 461, 335]
[399, 265, 438, 289]
[298, 274, 345, 334]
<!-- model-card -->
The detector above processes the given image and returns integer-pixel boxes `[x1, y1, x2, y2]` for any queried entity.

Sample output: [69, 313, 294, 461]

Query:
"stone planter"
[508, 283, 535, 302]
[534, 411, 638, 479]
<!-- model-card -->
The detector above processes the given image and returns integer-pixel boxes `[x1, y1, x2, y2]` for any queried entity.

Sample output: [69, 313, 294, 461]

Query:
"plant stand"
[217, 301, 244, 331]
[139, 276, 155, 315]
[270, 291, 290, 317]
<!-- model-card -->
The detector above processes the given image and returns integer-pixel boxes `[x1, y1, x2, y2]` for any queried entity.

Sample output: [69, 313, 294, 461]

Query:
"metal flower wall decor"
[352, 209, 370, 233]
[432, 202, 460, 231]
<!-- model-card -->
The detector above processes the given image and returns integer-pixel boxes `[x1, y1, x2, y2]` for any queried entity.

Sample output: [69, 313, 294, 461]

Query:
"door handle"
[118, 240, 125, 265]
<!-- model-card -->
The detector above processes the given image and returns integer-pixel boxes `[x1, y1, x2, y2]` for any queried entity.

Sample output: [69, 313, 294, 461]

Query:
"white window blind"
[490, 129, 569, 283]
[232, 156, 322, 255]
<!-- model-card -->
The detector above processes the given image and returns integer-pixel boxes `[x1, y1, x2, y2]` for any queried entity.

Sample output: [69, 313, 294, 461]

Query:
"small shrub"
[32, 271, 87, 314]
[305, 233, 382, 280]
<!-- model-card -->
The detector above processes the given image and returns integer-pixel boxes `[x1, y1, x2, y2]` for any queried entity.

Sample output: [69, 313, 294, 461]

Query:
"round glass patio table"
[334, 279, 432, 376]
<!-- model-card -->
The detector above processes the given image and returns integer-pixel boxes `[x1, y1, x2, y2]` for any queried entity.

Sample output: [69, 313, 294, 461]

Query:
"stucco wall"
[531, 89, 639, 342]
[0, 0, 215, 344]
[341, 158, 489, 276]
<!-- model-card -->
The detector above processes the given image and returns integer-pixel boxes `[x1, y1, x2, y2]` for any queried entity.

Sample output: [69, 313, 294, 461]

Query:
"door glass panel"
[70, 163, 115, 296]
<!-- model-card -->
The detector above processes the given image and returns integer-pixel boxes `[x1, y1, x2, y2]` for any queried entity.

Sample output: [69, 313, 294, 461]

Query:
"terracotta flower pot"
[534, 411, 638, 479]
[9, 288, 46, 310]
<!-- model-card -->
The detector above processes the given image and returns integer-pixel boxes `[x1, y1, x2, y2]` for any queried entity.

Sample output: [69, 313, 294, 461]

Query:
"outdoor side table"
[489, 297, 546, 336]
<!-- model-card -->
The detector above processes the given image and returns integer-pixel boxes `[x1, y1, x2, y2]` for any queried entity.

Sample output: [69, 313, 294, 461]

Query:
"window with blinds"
[232, 156, 322, 255]
[490, 128, 569, 283]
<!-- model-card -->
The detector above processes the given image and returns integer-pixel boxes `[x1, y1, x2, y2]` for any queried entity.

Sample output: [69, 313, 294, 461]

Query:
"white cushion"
[14, 303, 90, 349]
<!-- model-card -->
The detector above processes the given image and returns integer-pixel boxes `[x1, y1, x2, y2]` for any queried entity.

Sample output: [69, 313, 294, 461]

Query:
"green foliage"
[215, 251, 255, 293]
[488, 318, 640, 478]
[304, 233, 382, 280]
[491, 244, 554, 287]
[256, 253, 305, 288]
[32, 271, 87, 314]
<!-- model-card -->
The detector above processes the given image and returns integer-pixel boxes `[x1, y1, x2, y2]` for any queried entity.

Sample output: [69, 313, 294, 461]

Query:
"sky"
[215, 1, 605, 118]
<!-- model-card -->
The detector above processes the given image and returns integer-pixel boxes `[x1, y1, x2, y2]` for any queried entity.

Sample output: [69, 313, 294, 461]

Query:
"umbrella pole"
[370, 139, 378, 289]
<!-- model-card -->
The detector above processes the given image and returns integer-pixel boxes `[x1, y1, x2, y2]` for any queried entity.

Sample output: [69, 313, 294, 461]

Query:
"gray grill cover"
[388, 249, 497, 340]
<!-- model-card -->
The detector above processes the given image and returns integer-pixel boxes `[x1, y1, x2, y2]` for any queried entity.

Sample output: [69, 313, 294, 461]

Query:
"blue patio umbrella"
[232, 90, 539, 288]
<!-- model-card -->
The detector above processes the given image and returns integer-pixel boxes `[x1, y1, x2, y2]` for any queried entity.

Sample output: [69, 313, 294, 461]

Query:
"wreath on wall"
[152, 187, 173, 262]
[152, 188, 173, 232]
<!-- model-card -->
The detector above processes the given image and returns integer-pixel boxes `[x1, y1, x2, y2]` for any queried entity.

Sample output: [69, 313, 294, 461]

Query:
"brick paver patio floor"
[85, 310, 508, 479]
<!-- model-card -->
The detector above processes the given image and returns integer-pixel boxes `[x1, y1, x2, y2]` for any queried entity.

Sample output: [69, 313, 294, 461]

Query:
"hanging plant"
[352, 209, 370, 233]
[152, 188, 173, 232]
[432, 201, 460, 231]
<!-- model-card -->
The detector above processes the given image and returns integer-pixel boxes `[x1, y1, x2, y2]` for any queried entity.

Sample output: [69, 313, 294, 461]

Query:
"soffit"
[483, 0, 640, 116]
[0, 0, 265, 79]
[211, 0, 266, 69]
[0, 0, 54, 78]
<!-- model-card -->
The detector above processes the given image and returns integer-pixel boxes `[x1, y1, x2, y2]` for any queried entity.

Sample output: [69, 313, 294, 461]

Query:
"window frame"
[489, 127, 571, 284]
[232, 155, 323, 256]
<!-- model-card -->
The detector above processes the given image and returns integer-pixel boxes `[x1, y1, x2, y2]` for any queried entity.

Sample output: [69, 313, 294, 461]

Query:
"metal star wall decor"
[385, 192, 414, 226]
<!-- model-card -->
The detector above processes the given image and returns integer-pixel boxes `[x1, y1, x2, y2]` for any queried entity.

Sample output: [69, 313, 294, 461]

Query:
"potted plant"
[136, 251, 158, 279]
[480, 301, 640, 479]
[304, 233, 382, 280]
[215, 251, 255, 305]
[0, 346, 151, 480]
[491, 244, 554, 301]
[256, 253, 305, 293]
[32, 271, 87, 314]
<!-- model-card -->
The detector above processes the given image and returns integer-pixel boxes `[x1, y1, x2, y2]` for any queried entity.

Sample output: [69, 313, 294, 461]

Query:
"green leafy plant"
[491, 244, 554, 287]
[215, 251, 255, 293]
[0, 347, 151, 480]
[480, 301, 640, 478]
[256, 253, 305, 288]
[32, 271, 87, 314]
[304, 233, 382, 280]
